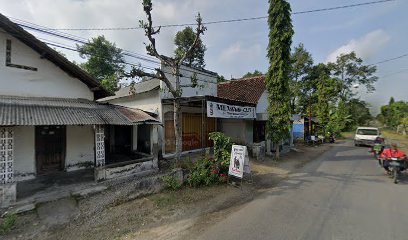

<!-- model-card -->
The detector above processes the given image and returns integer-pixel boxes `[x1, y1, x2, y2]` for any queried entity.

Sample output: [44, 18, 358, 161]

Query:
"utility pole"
[309, 92, 312, 137]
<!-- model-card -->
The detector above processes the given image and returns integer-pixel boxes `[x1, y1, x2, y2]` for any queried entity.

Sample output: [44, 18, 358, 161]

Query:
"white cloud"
[326, 29, 391, 63]
[216, 42, 265, 78]
[220, 42, 261, 63]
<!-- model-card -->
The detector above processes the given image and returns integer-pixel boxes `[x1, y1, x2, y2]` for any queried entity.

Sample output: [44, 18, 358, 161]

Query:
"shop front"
[162, 96, 255, 156]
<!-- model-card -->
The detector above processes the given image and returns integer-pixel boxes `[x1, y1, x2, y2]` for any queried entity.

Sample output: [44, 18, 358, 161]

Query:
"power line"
[41, 40, 216, 84]
[8, 21, 220, 78]
[370, 53, 408, 66]
[380, 68, 408, 78]
[21, 0, 396, 31]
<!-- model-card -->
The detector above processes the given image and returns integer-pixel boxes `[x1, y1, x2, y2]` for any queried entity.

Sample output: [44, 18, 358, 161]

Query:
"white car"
[354, 127, 381, 146]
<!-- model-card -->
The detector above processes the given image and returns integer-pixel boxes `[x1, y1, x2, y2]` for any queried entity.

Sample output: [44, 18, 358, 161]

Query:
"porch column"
[0, 127, 16, 207]
[95, 125, 105, 167]
[152, 125, 159, 169]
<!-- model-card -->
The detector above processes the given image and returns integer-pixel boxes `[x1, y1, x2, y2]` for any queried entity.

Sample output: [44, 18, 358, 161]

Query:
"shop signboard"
[207, 101, 255, 119]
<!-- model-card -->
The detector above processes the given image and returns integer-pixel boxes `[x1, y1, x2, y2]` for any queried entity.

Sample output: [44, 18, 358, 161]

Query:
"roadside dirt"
[2, 143, 333, 240]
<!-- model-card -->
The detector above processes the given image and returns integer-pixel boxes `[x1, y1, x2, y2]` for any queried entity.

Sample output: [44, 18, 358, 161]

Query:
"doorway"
[35, 126, 66, 175]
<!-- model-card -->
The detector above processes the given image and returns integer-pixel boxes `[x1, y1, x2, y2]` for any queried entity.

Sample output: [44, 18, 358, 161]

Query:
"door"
[36, 126, 66, 175]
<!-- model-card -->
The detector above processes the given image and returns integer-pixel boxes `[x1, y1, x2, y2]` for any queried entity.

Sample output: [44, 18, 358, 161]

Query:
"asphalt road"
[196, 140, 408, 240]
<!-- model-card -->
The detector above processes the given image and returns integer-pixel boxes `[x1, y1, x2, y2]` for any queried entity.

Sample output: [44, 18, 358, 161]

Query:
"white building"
[100, 64, 257, 157]
[0, 14, 159, 208]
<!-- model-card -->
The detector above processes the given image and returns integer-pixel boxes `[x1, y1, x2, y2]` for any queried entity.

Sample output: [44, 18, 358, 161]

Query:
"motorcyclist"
[372, 137, 385, 165]
[380, 143, 407, 172]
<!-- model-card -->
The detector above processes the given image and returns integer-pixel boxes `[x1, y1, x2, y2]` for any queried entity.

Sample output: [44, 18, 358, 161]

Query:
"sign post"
[228, 145, 252, 187]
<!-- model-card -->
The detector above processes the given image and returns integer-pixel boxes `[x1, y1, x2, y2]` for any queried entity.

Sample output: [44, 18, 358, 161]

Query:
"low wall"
[95, 157, 159, 182]
[0, 183, 16, 208]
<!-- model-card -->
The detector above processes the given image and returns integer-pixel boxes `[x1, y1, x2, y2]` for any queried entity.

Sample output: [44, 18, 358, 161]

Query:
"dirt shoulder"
[2, 143, 333, 240]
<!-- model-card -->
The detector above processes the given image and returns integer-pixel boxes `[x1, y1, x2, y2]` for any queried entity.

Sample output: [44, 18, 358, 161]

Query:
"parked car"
[354, 127, 381, 147]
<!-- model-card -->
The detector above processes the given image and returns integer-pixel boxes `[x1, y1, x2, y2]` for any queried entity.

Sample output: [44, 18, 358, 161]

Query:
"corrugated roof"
[217, 76, 266, 104]
[0, 13, 110, 99]
[0, 96, 159, 126]
[99, 79, 160, 102]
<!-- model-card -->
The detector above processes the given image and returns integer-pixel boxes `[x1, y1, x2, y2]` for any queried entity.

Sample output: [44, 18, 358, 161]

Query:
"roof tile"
[217, 76, 266, 104]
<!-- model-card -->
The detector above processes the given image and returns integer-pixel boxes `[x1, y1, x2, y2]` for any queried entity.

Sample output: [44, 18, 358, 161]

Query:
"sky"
[0, 0, 407, 114]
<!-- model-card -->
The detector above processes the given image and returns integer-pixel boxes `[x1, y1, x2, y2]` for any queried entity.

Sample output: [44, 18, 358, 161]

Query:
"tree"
[266, 0, 294, 159]
[174, 26, 206, 68]
[380, 100, 408, 129]
[242, 70, 263, 78]
[315, 64, 340, 135]
[327, 99, 352, 135]
[127, 0, 206, 162]
[328, 52, 378, 100]
[289, 43, 313, 112]
[346, 99, 372, 129]
[216, 74, 227, 83]
[77, 35, 125, 93]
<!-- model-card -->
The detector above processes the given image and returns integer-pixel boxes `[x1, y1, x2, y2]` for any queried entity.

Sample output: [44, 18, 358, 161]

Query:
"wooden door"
[164, 120, 176, 153]
[36, 126, 66, 175]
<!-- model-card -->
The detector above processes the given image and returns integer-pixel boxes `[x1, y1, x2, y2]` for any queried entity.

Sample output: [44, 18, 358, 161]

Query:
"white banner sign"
[229, 145, 250, 179]
[207, 101, 255, 119]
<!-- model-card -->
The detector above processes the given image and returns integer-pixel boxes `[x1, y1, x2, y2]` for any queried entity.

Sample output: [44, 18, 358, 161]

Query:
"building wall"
[220, 119, 253, 146]
[0, 29, 94, 100]
[65, 126, 95, 171]
[160, 64, 218, 99]
[108, 90, 162, 119]
[14, 126, 36, 181]
[256, 91, 268, 114]
[293, 123, 305, 140]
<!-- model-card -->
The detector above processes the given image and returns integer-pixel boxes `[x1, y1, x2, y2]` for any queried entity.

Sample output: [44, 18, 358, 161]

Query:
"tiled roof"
[0, 96, 159, 126]
[217, 76, 266, 104]
[98, 79, 160, 102]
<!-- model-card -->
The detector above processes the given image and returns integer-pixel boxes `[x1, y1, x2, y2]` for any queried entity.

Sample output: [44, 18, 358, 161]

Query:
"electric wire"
[12, 0, 395, 31]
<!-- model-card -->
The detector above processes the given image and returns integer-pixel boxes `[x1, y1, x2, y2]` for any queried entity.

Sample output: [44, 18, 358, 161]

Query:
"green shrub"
[209, 132, 233, 164]
[0, 213, 16, 235]
[187, 132, 232, 188]
[161, 175, 183, 191]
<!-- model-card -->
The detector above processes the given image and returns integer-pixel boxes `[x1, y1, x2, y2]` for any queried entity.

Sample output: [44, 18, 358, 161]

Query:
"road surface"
[196, 140, 408, 240]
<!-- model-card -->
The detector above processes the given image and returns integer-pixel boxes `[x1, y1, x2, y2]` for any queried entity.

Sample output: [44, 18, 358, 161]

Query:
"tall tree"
[346, 99, 372, 129]
[289, 43, 313, 112]
[127, 0, 206, 162]
[242, 70, 263, 78]
[266, 0, 294, 159]
[315, 64, 339, 135]
[328, 52, 378, 100]
[77, 35, 125, 93]
[174, 26, 206, 68]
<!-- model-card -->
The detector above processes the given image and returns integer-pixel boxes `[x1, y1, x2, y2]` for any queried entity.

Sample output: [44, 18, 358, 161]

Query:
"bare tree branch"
[141, 0, 174, 67]
[126, 67, 177, 96]
[177, 13, 206, 66]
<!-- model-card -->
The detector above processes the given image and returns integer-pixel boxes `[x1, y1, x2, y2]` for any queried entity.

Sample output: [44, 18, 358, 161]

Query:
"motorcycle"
[386, 157, 407, 184]
[372, 143, 384, 160]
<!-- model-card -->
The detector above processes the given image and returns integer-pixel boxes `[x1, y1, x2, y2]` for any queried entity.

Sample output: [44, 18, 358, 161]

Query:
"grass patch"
[382, 129, 408, 152]
[339, 131, 354, 139]
[149, 193, 178, 209]
[161, 175, 183, 191]
[0, 213, 17, 235]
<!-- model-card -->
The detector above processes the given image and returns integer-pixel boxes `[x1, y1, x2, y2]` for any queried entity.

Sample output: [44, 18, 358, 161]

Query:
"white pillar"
[0, 127, 16, 207]
[132, 125, 138, 152]
[95, 125, 105, 167]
